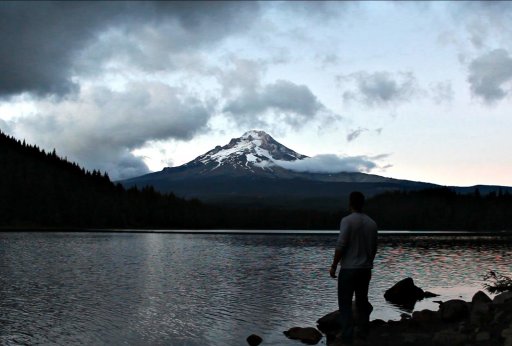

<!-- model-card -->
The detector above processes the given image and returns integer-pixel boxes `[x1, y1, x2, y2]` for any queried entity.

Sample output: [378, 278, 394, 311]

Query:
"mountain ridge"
[121, 130, 512, 211]
[122, 130, 511, 210]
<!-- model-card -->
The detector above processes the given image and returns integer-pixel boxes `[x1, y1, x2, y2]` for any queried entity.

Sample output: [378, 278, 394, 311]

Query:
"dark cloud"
[346, 127, 368, 142]
[0, 1, 260, 97]
[223, 79, 325, 129]
[275, 154, 389, 174]
[10, 82, 212, 179]
[218, 58, 332, 129]
[468, 49, 512, 103]
[339, 71, 418, 107]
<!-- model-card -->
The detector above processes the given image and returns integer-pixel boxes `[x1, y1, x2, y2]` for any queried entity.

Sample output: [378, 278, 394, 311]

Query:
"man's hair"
[349, 191, 365, 212]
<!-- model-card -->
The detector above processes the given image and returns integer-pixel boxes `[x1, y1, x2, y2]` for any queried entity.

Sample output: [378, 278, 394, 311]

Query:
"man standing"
[329, 191, 378, 344]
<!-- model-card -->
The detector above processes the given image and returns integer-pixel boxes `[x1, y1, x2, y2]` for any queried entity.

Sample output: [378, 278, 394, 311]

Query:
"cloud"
[468, 49, 512, 103]
[224, 80, 324, 128]
[448, 2, 512, 50]
[430, 81, 454, 104]
[0, 118, 11, 133]
[10, 82, 212, 179]
[274, 154, 389, 174]
[346, 127, 368, 142]
[0, 2, 260, 97]
[339, 71, 419, 107]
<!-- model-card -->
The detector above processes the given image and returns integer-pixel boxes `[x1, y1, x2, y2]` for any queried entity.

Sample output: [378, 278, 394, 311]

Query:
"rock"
[476, 331, 490, 342]
[317, 302, 373, 335]
[458, 321, 471, 333]
[471, 290, 492, 304]
[502, 325, 512, 338]
[470, 301, 490, 325]
[493, 310, 505, 323]
[439, 299, 470, 322]
[400, 313, 411, 320]
[493, 291, 512, 305]
[412, 309, 439, 323]
[369, 319, 386, 327]
[424, 291, 440, 298]
[384, 278, 426, 309]
[432, 330, 468, 346]
[246, 334, 262, 346]
[283, 327, 323, 345]
[317, 310, 340, 335]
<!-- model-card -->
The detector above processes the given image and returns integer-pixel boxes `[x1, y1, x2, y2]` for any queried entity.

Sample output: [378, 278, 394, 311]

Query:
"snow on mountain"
[186, 130, 307, 172]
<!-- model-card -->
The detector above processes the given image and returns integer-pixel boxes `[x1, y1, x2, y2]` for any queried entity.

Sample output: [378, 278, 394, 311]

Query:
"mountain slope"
[121, 130, 440, 210]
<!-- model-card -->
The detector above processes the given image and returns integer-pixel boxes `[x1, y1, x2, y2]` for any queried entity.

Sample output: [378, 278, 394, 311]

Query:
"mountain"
[121, 130, 441, 210]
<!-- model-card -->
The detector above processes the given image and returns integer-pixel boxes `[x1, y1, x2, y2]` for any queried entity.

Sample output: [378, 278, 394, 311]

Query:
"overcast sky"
[1, 1, 512, 186]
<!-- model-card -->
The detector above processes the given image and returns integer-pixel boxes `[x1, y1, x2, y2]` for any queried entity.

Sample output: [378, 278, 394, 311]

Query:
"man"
[329, 191, 378, 344]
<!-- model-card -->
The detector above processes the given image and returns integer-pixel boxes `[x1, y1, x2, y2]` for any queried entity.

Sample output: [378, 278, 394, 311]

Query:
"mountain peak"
[241, 130, 271, 140]
[186, 130, 307, 172]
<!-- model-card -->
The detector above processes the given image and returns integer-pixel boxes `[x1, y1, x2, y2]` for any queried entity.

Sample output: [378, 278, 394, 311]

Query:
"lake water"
[1, 231, 511, 345]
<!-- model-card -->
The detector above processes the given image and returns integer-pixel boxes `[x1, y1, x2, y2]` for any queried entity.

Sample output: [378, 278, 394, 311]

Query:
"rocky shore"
[247, 278, 512, 346]
[317, 289, 512, 345]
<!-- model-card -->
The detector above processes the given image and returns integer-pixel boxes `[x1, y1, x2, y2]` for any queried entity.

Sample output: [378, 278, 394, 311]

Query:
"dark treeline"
[0, 131, 338, 229]
[1, 131, 511, 230]
[365, 188, 512, 230]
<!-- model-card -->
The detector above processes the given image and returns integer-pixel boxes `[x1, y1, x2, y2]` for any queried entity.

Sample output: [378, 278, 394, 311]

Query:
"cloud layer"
[11, 82, 211, 179]
[275, 154, 388, 174]
[0, 2, 259, 97]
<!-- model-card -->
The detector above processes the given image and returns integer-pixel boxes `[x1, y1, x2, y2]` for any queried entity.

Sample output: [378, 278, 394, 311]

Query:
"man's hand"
[329, 265, 337, 278]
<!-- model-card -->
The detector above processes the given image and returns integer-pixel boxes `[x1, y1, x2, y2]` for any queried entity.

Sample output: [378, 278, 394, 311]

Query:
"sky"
[1, 1, 512, 186]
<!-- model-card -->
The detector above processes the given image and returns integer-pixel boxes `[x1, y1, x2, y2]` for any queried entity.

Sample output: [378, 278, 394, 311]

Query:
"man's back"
[336, 212, 377, 269]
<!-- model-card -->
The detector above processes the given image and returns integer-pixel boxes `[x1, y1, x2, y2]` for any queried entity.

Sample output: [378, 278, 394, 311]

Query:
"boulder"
[317, 310, 340, 334]
[432, 330, 468, 346]
[384, 278, 426, 309]
[502, 323, 512, 338]
[317, 302, 373, 335]
[412, 309, 439, 323]
[471, 290, 492, 304]
[475, 331, 491, 342]
[424, 291, 440, 298]
[470, 301, 491, 325]
[439, 299, 470, 322]
[283, 327, 323, 345]
[246, 334, 262, 346]
[493, 291, 512, 305]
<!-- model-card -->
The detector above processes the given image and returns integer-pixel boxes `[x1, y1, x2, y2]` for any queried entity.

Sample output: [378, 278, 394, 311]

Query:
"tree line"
[1, 130, 511, 230]
[0, 131, 338, 229]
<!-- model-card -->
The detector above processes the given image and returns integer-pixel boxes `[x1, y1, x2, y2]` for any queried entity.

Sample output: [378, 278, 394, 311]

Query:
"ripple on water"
[0, 232, 511, 345]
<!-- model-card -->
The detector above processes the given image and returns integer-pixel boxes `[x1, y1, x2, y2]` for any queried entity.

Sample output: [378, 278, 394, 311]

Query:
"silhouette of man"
[329, 191, 377, 344]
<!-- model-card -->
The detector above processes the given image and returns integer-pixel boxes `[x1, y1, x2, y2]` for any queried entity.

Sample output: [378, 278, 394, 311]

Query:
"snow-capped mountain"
[188, 130, 307, 172]
[121, 130, 437, 210]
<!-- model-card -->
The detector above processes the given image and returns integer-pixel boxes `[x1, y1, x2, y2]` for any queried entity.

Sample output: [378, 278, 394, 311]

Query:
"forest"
[1, 130, 511, 231]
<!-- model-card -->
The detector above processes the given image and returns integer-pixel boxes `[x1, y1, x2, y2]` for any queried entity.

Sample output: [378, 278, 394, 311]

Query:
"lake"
[1, 231, 511, 345]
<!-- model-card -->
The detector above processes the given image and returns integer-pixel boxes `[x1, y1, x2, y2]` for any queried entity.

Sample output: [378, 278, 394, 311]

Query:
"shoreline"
[281, 289, 512, 346]
[2, 228, 512, 236]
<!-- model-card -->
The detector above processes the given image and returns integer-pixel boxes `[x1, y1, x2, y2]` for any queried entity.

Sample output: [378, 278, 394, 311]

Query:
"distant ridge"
[121, 130, 512, 210]
[3, 130, 512, 230]
[117, 130, 474, 210]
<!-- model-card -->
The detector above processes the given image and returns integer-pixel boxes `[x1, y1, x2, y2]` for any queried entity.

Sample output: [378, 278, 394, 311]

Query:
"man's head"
[349, 191, 365, 212]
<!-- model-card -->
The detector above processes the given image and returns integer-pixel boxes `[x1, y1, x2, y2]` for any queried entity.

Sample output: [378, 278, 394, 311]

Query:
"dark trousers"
[337, 268, 372, 343]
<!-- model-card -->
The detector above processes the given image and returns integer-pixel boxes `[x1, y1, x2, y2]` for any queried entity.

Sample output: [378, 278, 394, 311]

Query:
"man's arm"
[329, 218, 349, 278]
[329, 249, 343, 278]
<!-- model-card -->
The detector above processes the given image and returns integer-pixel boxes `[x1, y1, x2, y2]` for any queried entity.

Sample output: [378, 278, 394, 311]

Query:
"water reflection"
[0, 232, 511, 345]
